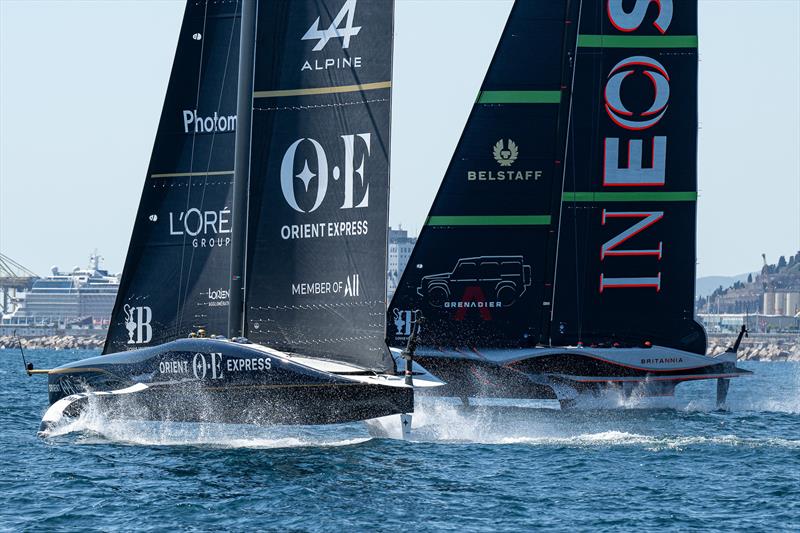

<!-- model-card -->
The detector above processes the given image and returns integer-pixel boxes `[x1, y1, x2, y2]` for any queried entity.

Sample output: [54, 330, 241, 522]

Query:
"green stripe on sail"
[578, 35, 698, 48]
[426, 215, 552, 226]
[562, 192, 698, 202]
[477, 91, 562, 104]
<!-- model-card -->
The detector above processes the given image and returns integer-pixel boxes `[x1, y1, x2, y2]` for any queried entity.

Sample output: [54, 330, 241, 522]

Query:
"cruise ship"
[1, 253, 119, 335]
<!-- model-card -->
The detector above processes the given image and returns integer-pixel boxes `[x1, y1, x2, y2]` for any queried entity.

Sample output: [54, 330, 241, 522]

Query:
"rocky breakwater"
[0, 335, 105, 350]
[707, 335, 800, 362]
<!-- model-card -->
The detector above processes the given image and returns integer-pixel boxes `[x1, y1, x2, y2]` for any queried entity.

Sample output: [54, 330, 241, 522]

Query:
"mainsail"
[104, 1, 241, 354]
[550, 0, 706, 354]
[241, 0, 395, 371]
[388, 1, 581, 348]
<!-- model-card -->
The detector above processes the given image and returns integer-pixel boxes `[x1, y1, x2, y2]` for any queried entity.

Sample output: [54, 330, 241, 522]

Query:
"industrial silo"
[774, 292, 786, 316]
[763, 292, 776, 315]
[786, 292, 800, 317]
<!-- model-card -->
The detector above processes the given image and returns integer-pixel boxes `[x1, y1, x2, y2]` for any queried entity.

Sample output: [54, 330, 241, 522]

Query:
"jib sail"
[242, 0, 394, 371]
[388, 1, 580, 349]
[551, 0, 706, 354]
[104, 1, 241, 354]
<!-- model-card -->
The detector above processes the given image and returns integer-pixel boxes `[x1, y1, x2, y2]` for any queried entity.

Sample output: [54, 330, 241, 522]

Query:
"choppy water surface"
[1, 350, 798, 532]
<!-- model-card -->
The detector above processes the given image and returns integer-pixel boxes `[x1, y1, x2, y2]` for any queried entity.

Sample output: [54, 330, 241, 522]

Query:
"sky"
[1, 0, 798, 279]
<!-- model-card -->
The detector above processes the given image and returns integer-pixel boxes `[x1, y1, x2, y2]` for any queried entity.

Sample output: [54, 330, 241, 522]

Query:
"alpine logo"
[302, 0, 361, 51]
[300, 0, 364, 72]
[123, 304, 152, 344]
[493, 139, 518, 167]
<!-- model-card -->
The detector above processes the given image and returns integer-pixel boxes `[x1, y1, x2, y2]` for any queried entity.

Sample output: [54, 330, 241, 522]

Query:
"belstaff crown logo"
[493, 139, 518, 167]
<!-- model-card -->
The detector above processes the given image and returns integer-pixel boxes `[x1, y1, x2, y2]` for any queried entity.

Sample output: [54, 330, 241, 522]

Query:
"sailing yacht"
[387, 0, 750, 407]
[39, 0, 440, 435]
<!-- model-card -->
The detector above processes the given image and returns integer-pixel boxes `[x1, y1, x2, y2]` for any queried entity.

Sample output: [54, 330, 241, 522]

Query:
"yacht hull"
[411, 346, 750, 402]
[42, 338, 413, 433]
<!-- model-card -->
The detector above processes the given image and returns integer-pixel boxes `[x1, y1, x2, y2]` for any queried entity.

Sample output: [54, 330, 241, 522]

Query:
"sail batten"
[150, 170, 234, 179]
[253, 81, 391, 98]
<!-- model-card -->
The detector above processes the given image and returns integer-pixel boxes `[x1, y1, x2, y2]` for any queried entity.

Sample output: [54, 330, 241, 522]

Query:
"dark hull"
[415, 356, 558, 400]
[45, 338, 412, 428]
[55, 381, 411, 426]
[413, 346, 751, 401]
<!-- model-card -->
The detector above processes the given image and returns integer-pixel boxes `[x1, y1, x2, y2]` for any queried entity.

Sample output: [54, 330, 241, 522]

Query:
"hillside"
[696, 274, 753, 298]
[697, 252, 800, 316]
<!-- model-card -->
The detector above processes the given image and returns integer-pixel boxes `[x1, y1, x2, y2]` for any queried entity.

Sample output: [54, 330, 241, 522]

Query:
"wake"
[367, 395, 800, 450]
[42, 402, 370, 449]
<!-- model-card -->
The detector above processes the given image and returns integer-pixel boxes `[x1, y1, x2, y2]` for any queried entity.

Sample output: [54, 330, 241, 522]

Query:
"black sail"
[243, 0, 394, 371]
[551, 1, 706, 354]
[104, 1, 241, 354]
[388, 1, 580, 349]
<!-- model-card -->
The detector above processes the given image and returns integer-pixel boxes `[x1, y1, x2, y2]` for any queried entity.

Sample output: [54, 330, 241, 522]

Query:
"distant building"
[698, 313, 799, 334]
[1, 253, 119, 334]
[698, 251, 800, 317]
[387, 227, 416, 299]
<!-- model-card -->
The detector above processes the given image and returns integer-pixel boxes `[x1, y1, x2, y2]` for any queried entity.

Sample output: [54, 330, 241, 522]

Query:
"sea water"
[1, 350, 797, 532]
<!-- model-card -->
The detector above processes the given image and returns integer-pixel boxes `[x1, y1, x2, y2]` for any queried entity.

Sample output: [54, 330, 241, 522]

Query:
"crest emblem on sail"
[493, 139, 519, 167]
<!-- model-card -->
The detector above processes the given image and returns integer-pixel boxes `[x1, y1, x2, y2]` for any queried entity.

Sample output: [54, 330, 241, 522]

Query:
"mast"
[228, 0, 257, 339]
[546, 0, 583, 345]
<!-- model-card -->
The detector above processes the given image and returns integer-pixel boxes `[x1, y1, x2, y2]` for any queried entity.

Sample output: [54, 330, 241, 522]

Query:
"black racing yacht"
[387, 0, 750, 408]
[37, 0, 437, 435]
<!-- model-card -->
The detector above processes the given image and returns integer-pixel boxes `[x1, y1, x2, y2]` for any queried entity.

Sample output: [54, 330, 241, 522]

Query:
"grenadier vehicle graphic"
[416, 256, 532, 308]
